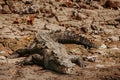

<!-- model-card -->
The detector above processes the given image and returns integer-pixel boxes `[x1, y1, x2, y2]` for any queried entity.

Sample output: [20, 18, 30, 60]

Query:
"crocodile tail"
[56, 30, 79, 43]
[53, 30, 98, 48]
[78, 36, 98, 48]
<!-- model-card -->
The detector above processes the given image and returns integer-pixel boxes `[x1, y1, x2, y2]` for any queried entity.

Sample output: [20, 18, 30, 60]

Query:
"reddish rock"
[104, 0, 120, 9]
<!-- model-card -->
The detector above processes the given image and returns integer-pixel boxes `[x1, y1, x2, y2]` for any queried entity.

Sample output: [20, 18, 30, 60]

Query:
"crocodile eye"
[52, 51, 55, 54]
[54, 56, 59, 60]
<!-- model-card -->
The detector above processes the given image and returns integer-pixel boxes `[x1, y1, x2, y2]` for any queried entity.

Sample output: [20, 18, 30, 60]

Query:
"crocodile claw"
[79, 62, 86, 68]
[16, 61, 25, 66]
[77, 60, 86, 68]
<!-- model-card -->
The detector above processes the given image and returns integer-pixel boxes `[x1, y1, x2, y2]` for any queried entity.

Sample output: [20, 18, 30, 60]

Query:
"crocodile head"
[48, 58, 75, 74]
[57, 60, 75, 74]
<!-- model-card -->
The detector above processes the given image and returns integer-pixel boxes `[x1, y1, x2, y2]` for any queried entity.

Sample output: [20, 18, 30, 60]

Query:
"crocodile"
[8, 30, 98, 74]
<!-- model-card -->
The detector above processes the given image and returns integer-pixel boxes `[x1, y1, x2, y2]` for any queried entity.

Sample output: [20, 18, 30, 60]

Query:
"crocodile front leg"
[70, 55, 85, 67]
[7, 48, 31, 59]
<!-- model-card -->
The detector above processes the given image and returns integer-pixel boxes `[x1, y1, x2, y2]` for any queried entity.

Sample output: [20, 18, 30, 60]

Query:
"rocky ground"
[0, 0, 120, 80]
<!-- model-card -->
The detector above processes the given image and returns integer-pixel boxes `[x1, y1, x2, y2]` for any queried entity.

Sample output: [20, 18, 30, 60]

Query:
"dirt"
[0, 0, 120, 80]
[0, 63, 119, 80]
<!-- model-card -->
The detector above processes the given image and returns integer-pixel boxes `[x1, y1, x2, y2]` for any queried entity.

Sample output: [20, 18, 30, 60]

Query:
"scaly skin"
[50, 30, 98, 48]
[8, 30, 98, 74]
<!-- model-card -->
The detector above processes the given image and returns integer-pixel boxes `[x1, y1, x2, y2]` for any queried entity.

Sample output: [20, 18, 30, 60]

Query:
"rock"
[56, 15, 69, 22]
[0, 26, 3, 29]
[85, 56, 97, 62]
[104, 0, 120, 9]
[116, 24, 120, 29]
[62, 20, 81, 27]
[96, 64, 105, 68]
[90, 48, 108, 55]
[104, 29, 115, 35]
[99, 44, 107, 49]
[69, 47, 82, 55]
[99, 0, 107, 6]
[107, 48, 120, 55]
[108, 36, 120, 42]
[0, 0, 5, 5]
[72, 10, 87, 20]
[0, 56, 6, 60]
[87, 57, 96, 62]
[91, 25, 98, 30]
[0, 51, 9, 57]
[99, 0, 120, 9]
[81, 27, 88, 33]
[44, 23, 65, 31]
[0, 57, 25, 64]
[80, 9, 98, 17]
[0, 5, 2, 12]
[6, 0, 23, 13]
[2, 5, 11, 14]
[91, 1, 104, 9]
[21, 5, 39, 14]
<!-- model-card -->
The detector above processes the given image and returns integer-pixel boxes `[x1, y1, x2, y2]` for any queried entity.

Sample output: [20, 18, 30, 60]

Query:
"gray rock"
[87, 56, 96, 62]
[99, 44, 107, 49]
[21, 5, 39, 14]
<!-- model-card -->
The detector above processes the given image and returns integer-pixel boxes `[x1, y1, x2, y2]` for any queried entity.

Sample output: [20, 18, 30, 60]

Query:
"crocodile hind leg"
[7, 48, 30, 59]
[70, 55, 85, 67]
[7, 47, 41, 59]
